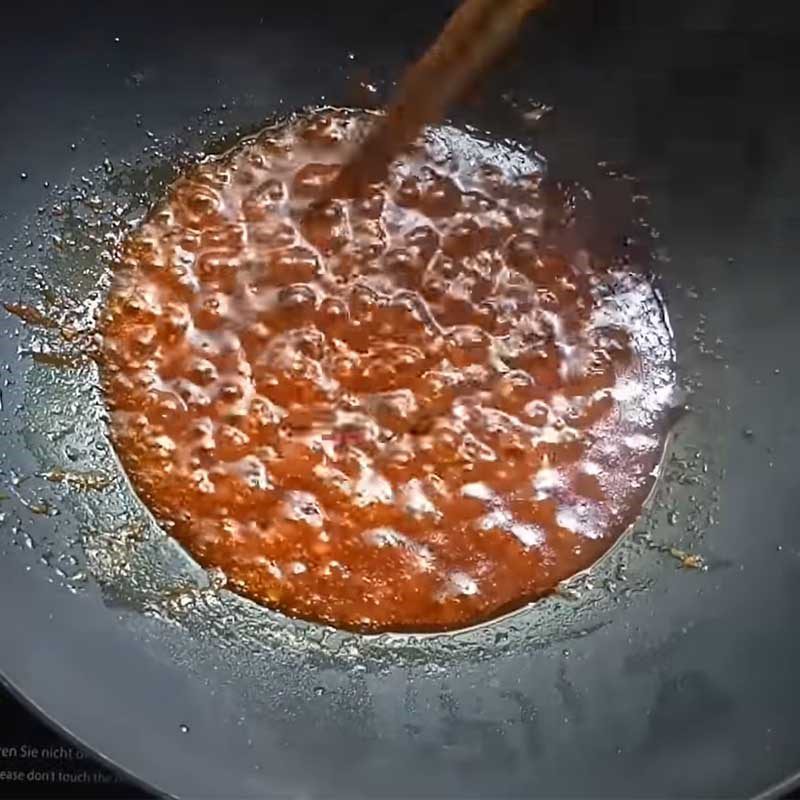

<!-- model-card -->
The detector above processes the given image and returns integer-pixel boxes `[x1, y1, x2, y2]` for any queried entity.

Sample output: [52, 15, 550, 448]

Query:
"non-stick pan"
[1, 1, 800, 797]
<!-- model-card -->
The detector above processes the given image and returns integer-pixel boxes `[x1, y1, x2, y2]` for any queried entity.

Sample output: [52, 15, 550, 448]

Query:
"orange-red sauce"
[100, 108, 674, 632]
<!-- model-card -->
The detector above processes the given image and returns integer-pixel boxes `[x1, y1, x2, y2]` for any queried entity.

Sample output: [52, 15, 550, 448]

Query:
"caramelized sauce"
[100, 108, 674, 632]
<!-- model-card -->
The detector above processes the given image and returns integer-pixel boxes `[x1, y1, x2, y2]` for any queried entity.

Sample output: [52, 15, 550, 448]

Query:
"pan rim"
[0, 673, 171, 800]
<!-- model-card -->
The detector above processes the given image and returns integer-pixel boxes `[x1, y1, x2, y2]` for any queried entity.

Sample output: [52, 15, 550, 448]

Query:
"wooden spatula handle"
[332, 0, 547, 196]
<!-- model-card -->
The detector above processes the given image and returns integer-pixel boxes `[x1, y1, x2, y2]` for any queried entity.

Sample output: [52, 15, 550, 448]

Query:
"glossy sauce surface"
[100, 108, 674, 632]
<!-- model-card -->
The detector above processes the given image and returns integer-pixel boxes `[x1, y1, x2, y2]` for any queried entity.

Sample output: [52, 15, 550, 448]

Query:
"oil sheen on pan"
[99, 108, 675, 633]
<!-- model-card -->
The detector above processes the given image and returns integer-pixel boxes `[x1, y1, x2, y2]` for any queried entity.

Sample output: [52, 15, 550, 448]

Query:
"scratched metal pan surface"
[1, 1, 799, 798]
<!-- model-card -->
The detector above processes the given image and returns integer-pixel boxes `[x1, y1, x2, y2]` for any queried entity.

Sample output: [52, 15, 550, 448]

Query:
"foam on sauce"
[100, 108, 674, 632]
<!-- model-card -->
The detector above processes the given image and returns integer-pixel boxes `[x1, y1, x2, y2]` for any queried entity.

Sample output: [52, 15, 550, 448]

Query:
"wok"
[1, 0, 799, 797]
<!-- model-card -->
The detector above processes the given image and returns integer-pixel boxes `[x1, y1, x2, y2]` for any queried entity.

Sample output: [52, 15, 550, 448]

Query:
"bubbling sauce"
[100, 108, 674, 632]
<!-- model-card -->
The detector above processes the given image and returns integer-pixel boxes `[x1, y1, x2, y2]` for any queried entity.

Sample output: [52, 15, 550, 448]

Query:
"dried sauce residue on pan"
[99, 108, 675, 632]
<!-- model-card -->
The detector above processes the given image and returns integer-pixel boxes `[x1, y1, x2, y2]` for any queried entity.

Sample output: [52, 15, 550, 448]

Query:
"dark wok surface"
[1, 1, 800, 798]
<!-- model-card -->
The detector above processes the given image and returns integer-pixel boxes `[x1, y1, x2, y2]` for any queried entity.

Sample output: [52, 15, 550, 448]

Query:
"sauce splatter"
[100, 108, 674, 632]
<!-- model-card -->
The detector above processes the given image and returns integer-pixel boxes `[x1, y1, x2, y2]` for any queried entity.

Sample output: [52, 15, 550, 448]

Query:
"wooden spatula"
[331, 0, 548, 197]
